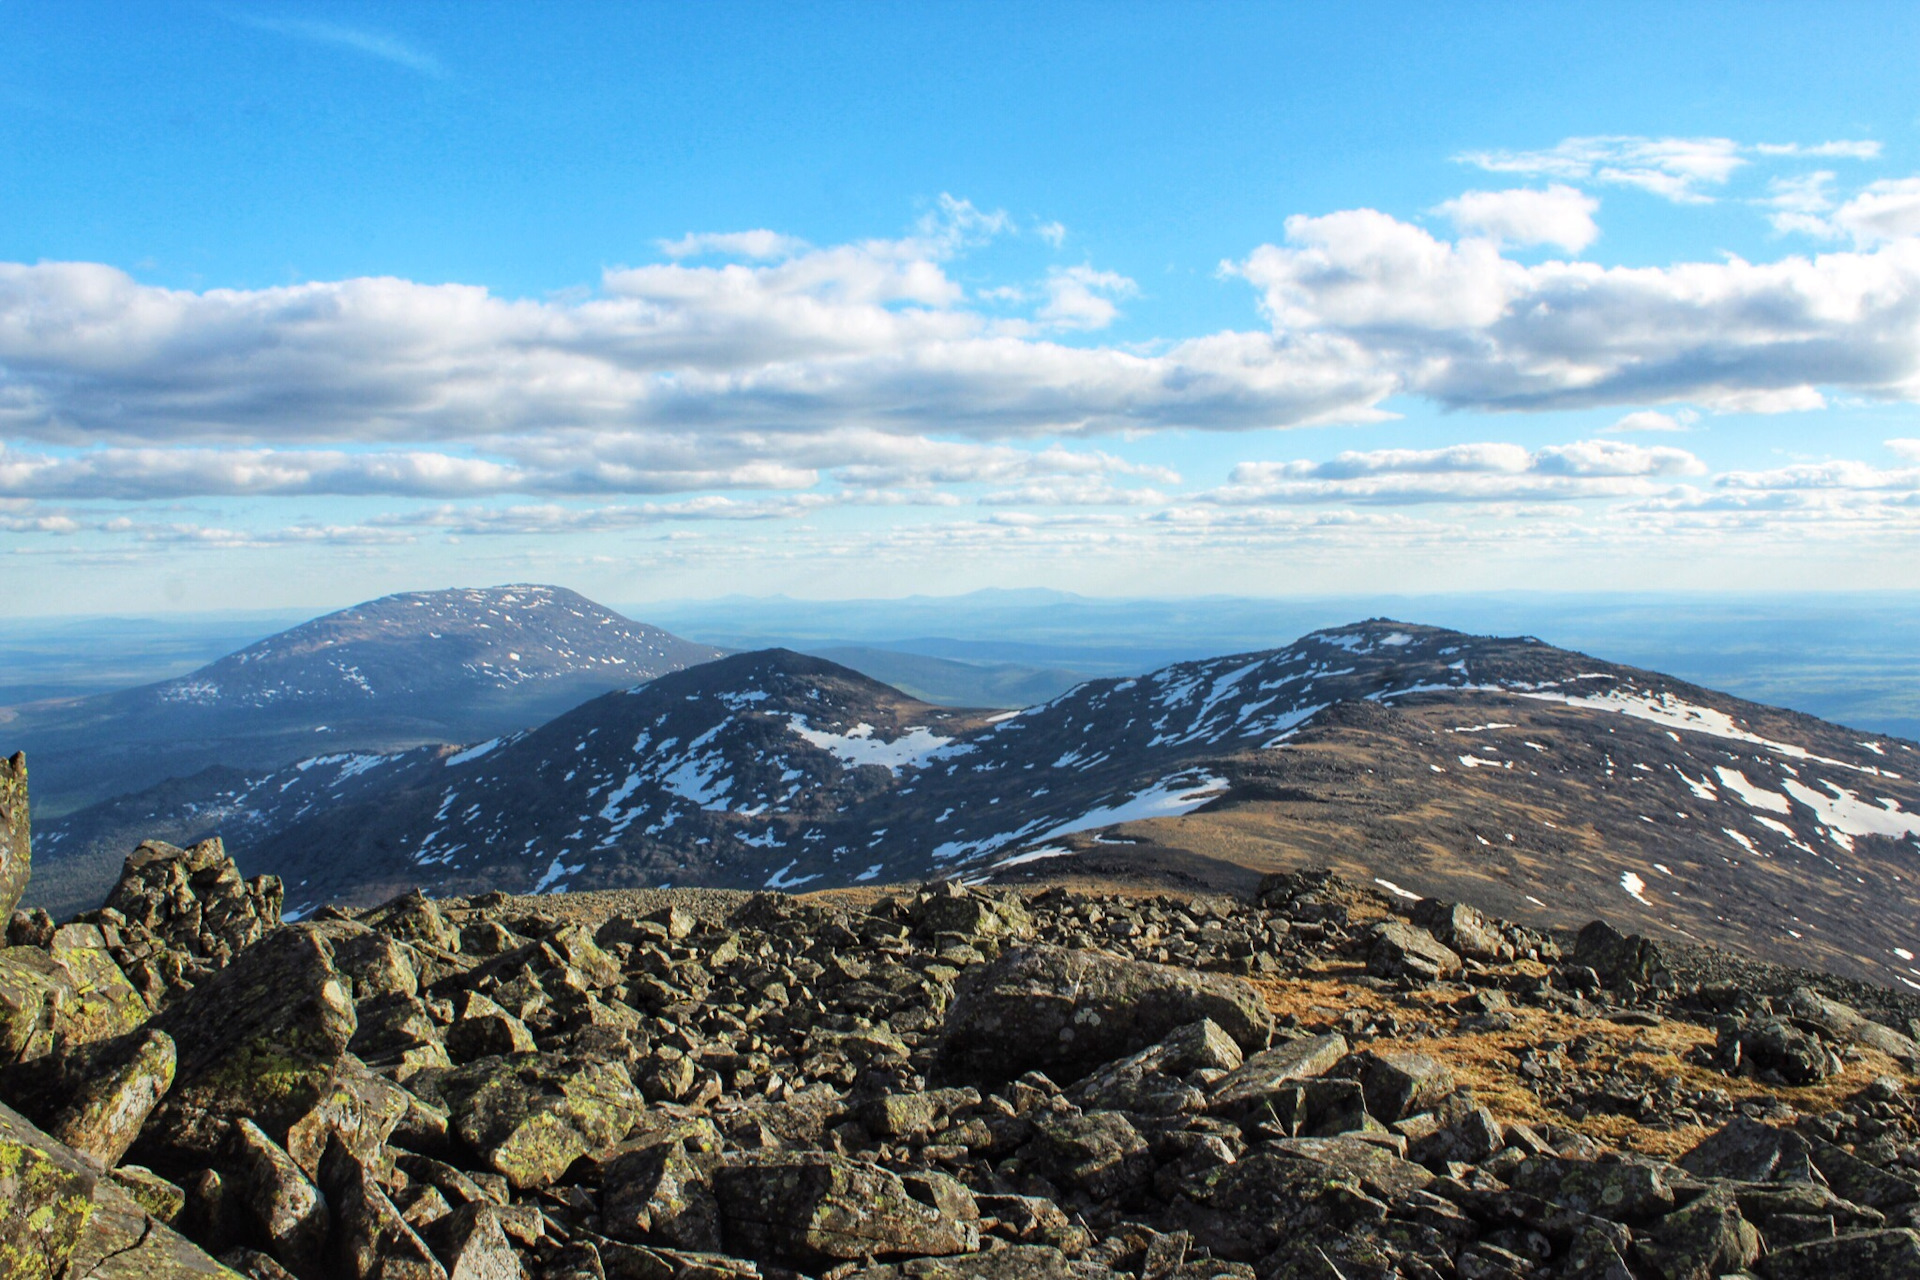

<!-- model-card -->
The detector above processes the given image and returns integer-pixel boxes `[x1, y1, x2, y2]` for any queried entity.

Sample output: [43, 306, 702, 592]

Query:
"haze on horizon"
[4, 3, 1920, 613]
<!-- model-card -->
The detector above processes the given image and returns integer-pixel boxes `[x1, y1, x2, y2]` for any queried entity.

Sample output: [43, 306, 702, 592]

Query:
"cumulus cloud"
[1037, 266, 1138, 331]
[1435, 185, 1600, 252]
[1231, 210, 1920, 413]
[0, 433, 1173, 501]
[1205, 438, 1705, 504]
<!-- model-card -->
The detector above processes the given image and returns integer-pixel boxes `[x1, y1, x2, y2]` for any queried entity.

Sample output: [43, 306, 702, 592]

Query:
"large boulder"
[146, 924, 359, 1157]
[1766, 1229, 1920, 1280]
[0, 926, 150, 1066]
[1365, 922, 1461, 983]
[938, 945, 1271, 1084]
[0, 1026, 176, 1166]
[434, 1052, 644, 1189]
[0, 1098, 238, 1279]
[1204, 1032, 1348, 1127]
[713, 1151, 979, 1265]
[0, 752, 26, 920]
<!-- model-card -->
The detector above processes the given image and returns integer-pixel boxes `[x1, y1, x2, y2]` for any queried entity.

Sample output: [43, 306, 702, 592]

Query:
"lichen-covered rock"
[47, 922, 151, 1044]
[428, 1203, 523, 1280]
[939, 945, 1271, 1084]
[1356, 1050, 1455, 1122]
[148, 924, 359, 1157]
[1023, 1111, 1151, 1201]
[1509, 1153, 1678, 1223]
[1068, 1019, 1242, 1117]
[1765, 1228, 1920, 1280]
[101, 837, 283, 995]
[112, 1163, 187, 1223]
[283, 1057, 413, 1178]
[1409, 899, 1507, 961]
[0, 1098, 237, 1279]
[1634, 1187, 1760, 1280]
[604, 1138, 723, 1250]
[363, 888, 462, 954]
[1678, 1114, 1813, 1182]
[318, 1136, 450, 1280]
[228, 1118, 330, 1280]
[0, 752, 27, 921]
[909, 883, 1034, 941]
[1204, 1032, 1348, 1126]
[714, 1150, 980, 1265]
[0, 1025, 176, 1166]
[0, 943, 64, 1063]
[1365, 921, 1462, 982]
[435, 1052, 643, 1189]
[1574, 920, 1665, 991]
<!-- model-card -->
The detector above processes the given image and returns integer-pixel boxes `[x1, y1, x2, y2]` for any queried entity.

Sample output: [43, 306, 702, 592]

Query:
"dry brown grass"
[1249, 964, 1910, 1158]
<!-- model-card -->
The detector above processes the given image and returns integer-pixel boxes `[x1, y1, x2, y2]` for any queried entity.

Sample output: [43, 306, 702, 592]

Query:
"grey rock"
[939, 945, 1271, 1084]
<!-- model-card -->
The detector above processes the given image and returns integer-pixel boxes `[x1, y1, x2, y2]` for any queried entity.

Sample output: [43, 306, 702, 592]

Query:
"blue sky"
[5, 2, 1920, 613]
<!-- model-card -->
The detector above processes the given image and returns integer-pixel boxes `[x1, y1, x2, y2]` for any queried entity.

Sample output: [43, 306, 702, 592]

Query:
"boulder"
[1365, 922, 1462, 982]
[436, 1052, 643, 1189]
[1356, 1051, 1455, 1122]
[1067, 1019, 1242, 1116]
[1508, 1154, 1677, 1223]
[844, 1243, 1096, 1280]
[147, 924, 359, 1157]
[939, 945, 1271, 1084]
[1204, 1032, 1348, 1126]
[0, 1025, 176, 1166]
[1765, 1228, 1920, 1280]
[103, 838, 283, 987]
[1022, 1111, 1152, 1201]
[1634, 1188, 1760, 1280]
[0, 752, 26, 920]
[1409, 899, 1505, 961]
[604, 1139, 723, 1250]
[713, 1151, 980, 1264]
[0, 1098, 237, 1279]
[1678, 1115, 1813, 1182]
[1784, 987, 1920, 1064]
[318, 1136, 449, 1280]
[228, 1119, 330, 1280]
[1574, 921, 1664, 990]
[910, 883, 1034, 941]
[428, 1203, 524, 1280]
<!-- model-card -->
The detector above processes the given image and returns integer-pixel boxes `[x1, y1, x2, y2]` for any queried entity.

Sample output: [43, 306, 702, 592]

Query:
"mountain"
[805, 645, 1086, 708]
[30, 618, 1920, 989]
[1, 584, 723, 815]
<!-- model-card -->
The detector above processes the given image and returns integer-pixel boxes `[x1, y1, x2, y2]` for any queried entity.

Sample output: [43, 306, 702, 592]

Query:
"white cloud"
[1604, 409, 1696, 433]
[1231, 210, 1920, 413]
[233, 14, 445, 77]
[1436, 185, 1599, 252]
[1459, 135, 1878, 204]
[1888, 438, 1920, 462]
[1833, 179, 1920, 246]
[1037, 266, 1138, 331]
[1207, 438, 1705, 504]
[657, 230, 809, 260]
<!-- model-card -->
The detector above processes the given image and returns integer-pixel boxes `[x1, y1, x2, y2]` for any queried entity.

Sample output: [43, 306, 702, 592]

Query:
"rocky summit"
[9, 770, 1920, 1279]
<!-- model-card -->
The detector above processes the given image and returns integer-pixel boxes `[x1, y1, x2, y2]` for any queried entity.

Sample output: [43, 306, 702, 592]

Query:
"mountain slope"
[36, 618, 1920, 989]
[3, 584, 723, 813]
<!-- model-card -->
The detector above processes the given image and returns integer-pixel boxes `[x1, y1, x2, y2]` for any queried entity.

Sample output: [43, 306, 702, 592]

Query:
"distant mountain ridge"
[4, 584, 723, 813]
[29, 617, 1920, 991]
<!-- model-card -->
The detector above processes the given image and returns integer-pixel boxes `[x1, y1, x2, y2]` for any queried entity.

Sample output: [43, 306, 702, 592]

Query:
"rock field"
[8, 775, 1920, 1277]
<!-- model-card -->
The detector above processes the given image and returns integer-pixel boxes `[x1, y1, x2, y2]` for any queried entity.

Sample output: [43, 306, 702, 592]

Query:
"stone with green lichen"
[0, 753, 26, 921]
[47, 923, 151, 1046]
[0, 945, 65, 1063]
[147, 924, 359, 1157]
[110, 1164, 187, 1223]
[713, 1150, 980, 1265]
[433, 1051, 643, 1189]
[0, 1026, 177, 1167]
[283, 1056, 412, 1178]
[0, 1097, 237, 1278]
